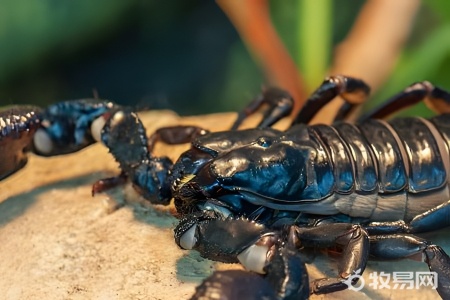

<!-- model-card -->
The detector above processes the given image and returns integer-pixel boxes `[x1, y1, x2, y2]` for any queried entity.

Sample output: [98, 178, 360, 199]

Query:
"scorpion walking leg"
[332, 101, 357, 122]
[91, 171, 128, 196]
[359, 81, 450, 120]
[231, 87, 294, 129]
[147, 126, 209, 152]
[408, 199, 450, 234]
[365, 206, 450, 300]
[366, 199, 450, 235]
[292, 223, 370, 294]
[367, 232, 450, 299]
[292, 75, 370, 125]
[147, 88, 294, 149]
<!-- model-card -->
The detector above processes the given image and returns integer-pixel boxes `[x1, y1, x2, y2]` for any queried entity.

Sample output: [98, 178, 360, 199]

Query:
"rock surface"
[0, 110, 446, 299]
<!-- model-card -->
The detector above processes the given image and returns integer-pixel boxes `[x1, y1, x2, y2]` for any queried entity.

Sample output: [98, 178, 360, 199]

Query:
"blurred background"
[0, 0, 449, 117]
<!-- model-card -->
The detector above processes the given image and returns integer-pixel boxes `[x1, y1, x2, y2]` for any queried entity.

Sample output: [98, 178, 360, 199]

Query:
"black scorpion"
[2, 76, 450, 299]
[99, 76, 450, 299]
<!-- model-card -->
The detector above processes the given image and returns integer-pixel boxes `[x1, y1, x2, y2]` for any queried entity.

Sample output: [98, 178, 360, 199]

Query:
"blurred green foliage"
[0, 0, 449, 117]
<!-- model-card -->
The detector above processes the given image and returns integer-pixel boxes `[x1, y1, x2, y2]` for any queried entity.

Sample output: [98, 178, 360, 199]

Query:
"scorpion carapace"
[97, 75, 450, 299]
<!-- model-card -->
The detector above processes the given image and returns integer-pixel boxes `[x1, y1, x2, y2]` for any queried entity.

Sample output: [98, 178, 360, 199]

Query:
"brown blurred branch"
[217, 0, 307, 114]
[218, 0, 421, 124]
[315, 0, 421, 123]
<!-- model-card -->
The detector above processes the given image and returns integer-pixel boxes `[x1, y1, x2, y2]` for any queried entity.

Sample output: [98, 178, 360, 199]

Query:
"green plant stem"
[297, 0, 332, 92]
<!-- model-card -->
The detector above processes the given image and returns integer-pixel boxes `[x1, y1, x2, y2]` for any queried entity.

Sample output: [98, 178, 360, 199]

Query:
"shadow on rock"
[0, 172, 104, 226]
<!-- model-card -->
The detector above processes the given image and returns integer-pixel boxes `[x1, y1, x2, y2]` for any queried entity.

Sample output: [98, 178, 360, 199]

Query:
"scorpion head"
[171, 125, 332, 214]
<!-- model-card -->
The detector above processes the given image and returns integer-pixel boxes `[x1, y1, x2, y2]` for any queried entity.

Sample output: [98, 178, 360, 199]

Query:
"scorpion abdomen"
[317, 115, 450, 222]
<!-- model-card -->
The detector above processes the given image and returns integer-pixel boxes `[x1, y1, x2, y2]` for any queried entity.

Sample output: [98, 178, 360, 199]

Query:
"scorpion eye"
[218, 140, 231, 150]
[179, 224, 198, 250]
[33, 128, 53, 154]
[90, 115, 107, 143]
[257, 137, 271, 148]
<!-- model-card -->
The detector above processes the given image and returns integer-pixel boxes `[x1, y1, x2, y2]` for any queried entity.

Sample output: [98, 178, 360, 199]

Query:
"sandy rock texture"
[0, 110, 447, 299]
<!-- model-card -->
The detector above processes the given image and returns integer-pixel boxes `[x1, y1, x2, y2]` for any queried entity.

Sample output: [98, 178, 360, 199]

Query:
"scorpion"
[2, 75, 450, 299]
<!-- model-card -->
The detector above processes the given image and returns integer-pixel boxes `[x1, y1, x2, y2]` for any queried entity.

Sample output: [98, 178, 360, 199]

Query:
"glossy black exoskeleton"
[4, 77, 450, 299]
[98, 76, 450, 299]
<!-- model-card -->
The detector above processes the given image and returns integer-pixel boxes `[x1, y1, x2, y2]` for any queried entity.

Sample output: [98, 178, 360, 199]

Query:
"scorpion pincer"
[0, 99, 118, 180]
[98, 76, 450, 299]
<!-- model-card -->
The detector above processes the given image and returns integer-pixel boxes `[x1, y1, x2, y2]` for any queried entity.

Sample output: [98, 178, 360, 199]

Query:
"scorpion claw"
[179, 214, 310, 300]
[101, 110, 149, 171]
[91, 172, 128, 196]
[101, 109, 173, 204]
[175, 213, 267, 263]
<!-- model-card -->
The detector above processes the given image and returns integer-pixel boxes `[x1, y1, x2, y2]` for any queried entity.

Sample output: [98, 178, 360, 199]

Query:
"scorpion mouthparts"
[178, 180, 206, 200]
[172, 174, 196, 192]
[180, 173, 196, 186]
[175, 167, 222, 202]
